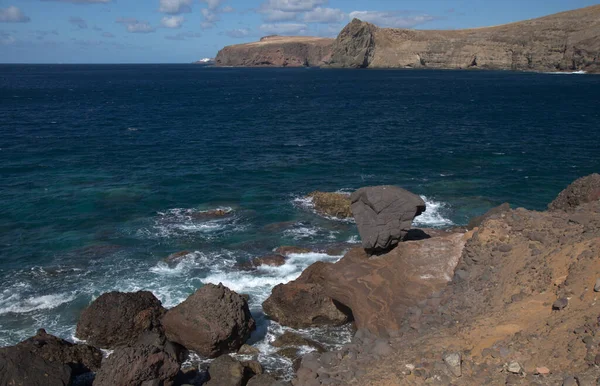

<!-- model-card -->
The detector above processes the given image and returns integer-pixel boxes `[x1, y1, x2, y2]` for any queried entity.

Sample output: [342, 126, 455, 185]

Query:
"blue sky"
[0, 0, 597, 63]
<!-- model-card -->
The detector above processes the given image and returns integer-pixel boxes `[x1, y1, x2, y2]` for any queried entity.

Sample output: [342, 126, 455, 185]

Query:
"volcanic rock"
[17, 328, 102, 375]
[548, 173, 600, 211]
[307, 191, 352, 219]
[274, 246, 311, 256]
[262, 262, 352, 328]
[271, 331, 325, 353]
[467, 203, 511, 230]
[247, 373, 289, 386]
[238, 254, 286, 270]
[0, 345, 72, 386]
[162, 283, 255, 358]
[350, 185, 426, 253]
[93, 344, 180, 386]
[76, 290, 166, 349]
[205, 355, 248, 386]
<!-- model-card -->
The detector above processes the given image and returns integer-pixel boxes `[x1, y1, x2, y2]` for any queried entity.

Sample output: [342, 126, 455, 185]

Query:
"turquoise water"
[1, 65, 599, 370]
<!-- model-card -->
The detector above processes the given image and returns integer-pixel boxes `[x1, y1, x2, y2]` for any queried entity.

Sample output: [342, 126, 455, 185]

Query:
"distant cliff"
[215, 5, 600, 73]
[215, 36, 334, 67]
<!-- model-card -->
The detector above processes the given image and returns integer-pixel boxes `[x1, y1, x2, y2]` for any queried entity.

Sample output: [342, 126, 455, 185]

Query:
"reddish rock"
[76, 291, 166, 349]
[162, 283, 255, 358]
[548, 173, 600, 211]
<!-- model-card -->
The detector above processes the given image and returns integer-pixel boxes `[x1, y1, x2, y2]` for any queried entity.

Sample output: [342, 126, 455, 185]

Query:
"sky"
[0, 0, 598, 63]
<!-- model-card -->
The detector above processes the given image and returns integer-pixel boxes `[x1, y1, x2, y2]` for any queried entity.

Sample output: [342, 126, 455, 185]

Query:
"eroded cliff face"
[215, 36, 334, 67]
[326, 5, 600, 72]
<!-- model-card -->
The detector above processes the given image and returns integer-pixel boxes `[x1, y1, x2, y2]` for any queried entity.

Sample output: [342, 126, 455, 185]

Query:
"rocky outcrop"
[216, 36, 334, 67]
[205, 355, 257, 386]
[76, 291, 166, 349]
[162, 283, 255, 358]
[262, 262, 353, 328]
[326, 6, 600, 72]
[351, 186, 426, 253]
[93, 344, 180, 386]
[307, 191, 352, 219]
[0, 345, 73, 386]
[17, 329, 102, 375]
[548, 173, 600, 211]
[467, 202, 511, 230]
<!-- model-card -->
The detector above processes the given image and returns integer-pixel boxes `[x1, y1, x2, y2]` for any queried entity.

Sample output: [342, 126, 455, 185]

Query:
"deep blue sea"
[1, 64, 599, 373]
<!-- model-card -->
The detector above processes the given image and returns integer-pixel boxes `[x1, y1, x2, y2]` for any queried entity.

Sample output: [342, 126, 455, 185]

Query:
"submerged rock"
[548, 173, 600, 211]
[274, 246, 312, 256]
[238, 254, 287, 270]
[76, 291, 166, 349]
[93, 344, 180, 386]
[350, 185, 426, 253]
[162, 283, 255, 358]
[271, 331, 325, 353]
[307, 191, 352, 219]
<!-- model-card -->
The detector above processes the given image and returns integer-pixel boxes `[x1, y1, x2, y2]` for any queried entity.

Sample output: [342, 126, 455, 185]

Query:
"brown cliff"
[216, 5, 600, 72]
[215, 35, 334, 67]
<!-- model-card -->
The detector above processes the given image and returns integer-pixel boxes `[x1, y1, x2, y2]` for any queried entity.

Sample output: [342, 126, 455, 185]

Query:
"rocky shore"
[2, 174, 600, 385]
[215, 5, 600, 73]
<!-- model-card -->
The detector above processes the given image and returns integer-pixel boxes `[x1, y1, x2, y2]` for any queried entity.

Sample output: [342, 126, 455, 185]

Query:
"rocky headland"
[2, 174, 600, 385]
[215, 5, 600, 73]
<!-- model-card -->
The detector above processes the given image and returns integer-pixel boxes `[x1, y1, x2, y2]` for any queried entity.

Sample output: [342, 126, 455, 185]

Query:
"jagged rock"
[17, 328, 102, 375]
[350, 185, 426, 253]
[216, 36, 334, 67]
[263, 262, 352, 328]
[76, 290, 166, 348]
[548, 173, 600, 211]
[467, 203, 510, 230]
[238, 344, 260, 355]
[206, 355, 248, 386]
[326, 18, 377, 68]
[93, 344, 180, 386]
[135, 330, 188, 363]
[0, 345, 73, 386]
[271, 331, 325, 353]
[307, 191, 352, 218]
[162, 283, 255, 358]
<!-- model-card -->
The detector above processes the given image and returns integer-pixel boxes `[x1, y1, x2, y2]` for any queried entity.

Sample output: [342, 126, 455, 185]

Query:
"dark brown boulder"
[271, 331, 325, 353]
[75, 291, 166, 349]
[307, 191, 352, 218]
[0, 345, 73, 386]
[164, 250, 191, 263]
[162, 283, 255, 358]
[17, 328, 102, 375]
[262, 262, 352, 328]
[548, 173, 600, 211]
[93, 344, 180, 386]
[274, 246, 311, 256]
[237, 255, 286, 270]
[467, 203, 511, 230]
[350, 186, 426, 253]
[205, 355, 248, 386]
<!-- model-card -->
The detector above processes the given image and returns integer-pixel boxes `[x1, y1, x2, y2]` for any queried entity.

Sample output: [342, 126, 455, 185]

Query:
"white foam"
[283, 226, 318, 239]
[0, 293, 76, 315]
[413, 196, 454, 227]
[545, 70, 587, 74]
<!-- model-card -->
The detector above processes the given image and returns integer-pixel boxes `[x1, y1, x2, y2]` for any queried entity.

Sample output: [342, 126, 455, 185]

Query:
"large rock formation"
[76, 291, 166, 349]
[216, 36, 334, 67]
[351, 186, 426, 253]
[161, 283, 255, 358]
[216, 6, 600, 73]
[548, 173, 600, 211]
[326, 6, 600, 72]
[0, 345, 73, 386]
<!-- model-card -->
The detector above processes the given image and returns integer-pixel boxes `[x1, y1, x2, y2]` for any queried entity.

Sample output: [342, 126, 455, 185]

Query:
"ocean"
[1, 64, 599, 374]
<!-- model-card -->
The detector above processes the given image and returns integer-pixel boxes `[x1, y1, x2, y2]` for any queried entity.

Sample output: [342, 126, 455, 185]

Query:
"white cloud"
[348, 11, 435, 28]
[262, 0, 327, 12]
[259, 23, 308, 35]
[116, 18, 156, 33]
[69, 16, 88, 29]
[0, 31, 16, 44]
[161, 15, 185, 28]
[0, 6, 31, 23]
[262, 9, 297, 22]
[159, 0, 193, 15]
[41, 0, 111, 3]
[303, 7, 345, 23]
[200, 0, 224, 10]
[225, 28, 251, 38]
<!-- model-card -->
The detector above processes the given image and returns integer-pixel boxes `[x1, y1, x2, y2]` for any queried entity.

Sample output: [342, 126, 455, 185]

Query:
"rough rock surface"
[162, 283, 255, 358]
[350, 186, 426, 253]
[93, 344, 180, 386]
[548, 173, 600, 211]
[0, 345, 73, 386]
[17, 329, 102, 375]
[206, 355, 249, 386]
[262, 262, 353, 328]
[293, 183, 600, 385]
[467, 203, 510, 230]
[274, 246, 311, 256]
[326, 6, 600, 72]
[307, 191, 352, 219]
[216, 36, 334, 67]
[76, 290, 165, 349]
[238, 254, 287, 270]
